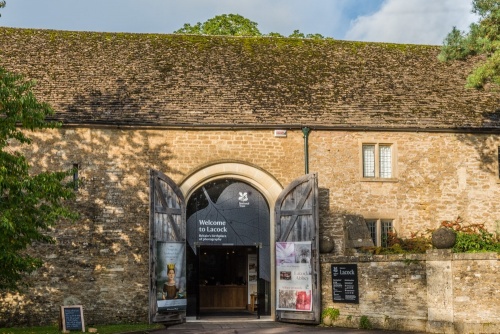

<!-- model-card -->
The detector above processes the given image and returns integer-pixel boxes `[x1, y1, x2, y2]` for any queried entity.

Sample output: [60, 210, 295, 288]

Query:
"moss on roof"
[0, 27, 498, 130]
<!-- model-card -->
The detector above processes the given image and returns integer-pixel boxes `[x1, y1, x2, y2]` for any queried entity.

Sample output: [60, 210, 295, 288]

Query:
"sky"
[0, 0, 478, 45]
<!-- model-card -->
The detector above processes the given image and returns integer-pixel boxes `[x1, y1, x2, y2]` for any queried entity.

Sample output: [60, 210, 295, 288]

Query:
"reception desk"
[199, 285, 246, 310]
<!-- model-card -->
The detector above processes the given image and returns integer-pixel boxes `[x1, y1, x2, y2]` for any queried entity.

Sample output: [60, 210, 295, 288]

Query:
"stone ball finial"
[319, 235, 335, 253]
[432, 227, 456, 249]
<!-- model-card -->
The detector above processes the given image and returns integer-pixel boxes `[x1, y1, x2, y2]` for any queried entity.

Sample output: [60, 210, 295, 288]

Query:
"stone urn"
[432, 227, 456, 249]
[319, 235, 335, 254]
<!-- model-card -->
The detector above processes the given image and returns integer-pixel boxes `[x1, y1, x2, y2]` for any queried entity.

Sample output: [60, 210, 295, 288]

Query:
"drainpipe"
[302, 127, 310, 174]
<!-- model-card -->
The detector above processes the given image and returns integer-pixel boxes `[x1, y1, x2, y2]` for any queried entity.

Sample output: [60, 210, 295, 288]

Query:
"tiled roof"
[1, 28, 499, 131]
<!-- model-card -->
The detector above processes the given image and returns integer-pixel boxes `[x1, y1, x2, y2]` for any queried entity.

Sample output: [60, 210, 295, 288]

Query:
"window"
[365, 219, 393, 247]
[362, 143, 393, 179]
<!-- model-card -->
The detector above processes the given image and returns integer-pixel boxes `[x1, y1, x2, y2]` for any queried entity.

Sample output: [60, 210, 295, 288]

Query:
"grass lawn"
[0, 323, 164, 334]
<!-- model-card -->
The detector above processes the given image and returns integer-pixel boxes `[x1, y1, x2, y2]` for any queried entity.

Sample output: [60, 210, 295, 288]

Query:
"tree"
[174, 14, 326, 39]
[288, 29, 305, 38]
[0, 67, 77, 291]
[287, 30, 325, 39]
[174, 14, 261, 36]
[439, 0, 500, 88]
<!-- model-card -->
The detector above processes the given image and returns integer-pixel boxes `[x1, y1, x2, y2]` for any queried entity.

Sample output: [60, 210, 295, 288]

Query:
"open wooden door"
[275, 173, 320, 324]
[149, 170, 186, 325]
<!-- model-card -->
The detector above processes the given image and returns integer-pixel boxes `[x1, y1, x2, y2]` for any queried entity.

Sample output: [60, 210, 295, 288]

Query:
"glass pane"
[362, 145, 375, 177]
[365, 220, 377, 245]
[379, 145, 392, 178]
[381, 220, 393, 247]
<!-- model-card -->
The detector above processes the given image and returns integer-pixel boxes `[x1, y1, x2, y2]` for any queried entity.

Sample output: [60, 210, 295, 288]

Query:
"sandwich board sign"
[60, 305, 85, 332]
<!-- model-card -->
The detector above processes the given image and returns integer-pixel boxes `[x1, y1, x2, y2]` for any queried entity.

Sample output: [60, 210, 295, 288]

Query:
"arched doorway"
[185, 178, 270, 318]
[179, 162, 283, 319]
[149, 163, 320, 325]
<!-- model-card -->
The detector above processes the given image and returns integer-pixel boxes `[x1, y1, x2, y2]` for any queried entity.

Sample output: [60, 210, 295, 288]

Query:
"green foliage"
[287, 30, 325, 39]
[440, 217, 500, 253]
[174, 22, 202, 35]
[306, 33, 325, 40]
[466, 49, 500, 87]
[288, 29, 305, 38]
[0, 67, 78, 291]
[362, 231, 432, 255]
[174, 14, 261, 36]
[175, 14, 326, 40]
[362, 217, 500, 255]
[265, 32, 285, 38]
[359, 315, 372, 329]
[439, 0, 500, 88]
[321, 307, 340, 322]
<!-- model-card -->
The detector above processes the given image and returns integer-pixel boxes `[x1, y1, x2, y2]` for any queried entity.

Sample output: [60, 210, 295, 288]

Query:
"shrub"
[441, 217, 500, 253]
[360, 217, 500, 254]
[321, 307, 340, 322]
[359, 315, 372, 329]
[361, 231, 432, 255]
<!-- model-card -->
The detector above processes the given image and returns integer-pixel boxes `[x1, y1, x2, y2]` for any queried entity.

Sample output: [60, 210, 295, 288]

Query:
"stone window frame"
[359, 141, 398, 182]
[364, 218, 394, 247]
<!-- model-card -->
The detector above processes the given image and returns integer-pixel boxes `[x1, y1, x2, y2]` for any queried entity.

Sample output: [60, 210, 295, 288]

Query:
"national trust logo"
[238, 192, 250, 207]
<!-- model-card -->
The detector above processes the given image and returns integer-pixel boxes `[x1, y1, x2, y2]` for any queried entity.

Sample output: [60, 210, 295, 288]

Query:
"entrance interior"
[196, 245, 258, 317]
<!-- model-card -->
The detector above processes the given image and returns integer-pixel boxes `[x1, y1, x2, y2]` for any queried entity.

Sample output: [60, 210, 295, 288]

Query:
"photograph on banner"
[276, 241, 312, 311]
[156, 241, 187, 311]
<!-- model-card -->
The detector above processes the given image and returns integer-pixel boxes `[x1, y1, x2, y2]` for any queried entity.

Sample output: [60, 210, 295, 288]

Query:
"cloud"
[2, 0, 476, 44]
[344, 0, 478, 45]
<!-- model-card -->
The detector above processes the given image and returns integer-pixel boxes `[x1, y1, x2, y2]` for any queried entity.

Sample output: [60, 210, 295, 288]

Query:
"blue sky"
[0, 0, 477, 45]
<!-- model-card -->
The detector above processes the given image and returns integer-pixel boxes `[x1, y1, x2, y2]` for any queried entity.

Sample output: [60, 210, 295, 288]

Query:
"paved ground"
[139, 319, 426, 334]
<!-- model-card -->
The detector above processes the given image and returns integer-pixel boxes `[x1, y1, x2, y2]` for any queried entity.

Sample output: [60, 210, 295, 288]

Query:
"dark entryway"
[185, 179, 271, 318]
[196, 245, 257, 318]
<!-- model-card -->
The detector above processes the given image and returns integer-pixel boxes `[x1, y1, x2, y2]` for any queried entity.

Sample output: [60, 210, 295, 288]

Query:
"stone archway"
[178, 161, 283, 318]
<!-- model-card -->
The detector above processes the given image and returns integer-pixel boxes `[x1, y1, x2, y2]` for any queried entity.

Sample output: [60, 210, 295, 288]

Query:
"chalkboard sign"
[331, 264, 359, 304]
[60, 305, 85, 332]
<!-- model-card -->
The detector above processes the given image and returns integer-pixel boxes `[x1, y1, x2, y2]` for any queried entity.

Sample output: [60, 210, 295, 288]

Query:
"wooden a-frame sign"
[60, 305, 85, 332]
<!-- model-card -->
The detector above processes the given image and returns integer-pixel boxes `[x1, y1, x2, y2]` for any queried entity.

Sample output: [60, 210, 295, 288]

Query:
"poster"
[247, 254, 257, 302]
[156, 242, 187, 312]
[276, 242, 312, 312]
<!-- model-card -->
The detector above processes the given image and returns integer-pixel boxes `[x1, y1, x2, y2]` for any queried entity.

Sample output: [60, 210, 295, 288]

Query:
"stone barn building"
[0, 28, 499, 333]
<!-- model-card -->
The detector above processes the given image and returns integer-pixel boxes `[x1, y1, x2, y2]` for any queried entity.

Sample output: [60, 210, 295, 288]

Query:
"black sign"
[331, 264, 359, 303]
[61, 305, 85, 332]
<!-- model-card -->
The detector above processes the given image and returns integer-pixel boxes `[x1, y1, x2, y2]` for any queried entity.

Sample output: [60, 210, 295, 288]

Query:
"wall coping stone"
[321, 251, 499, 263]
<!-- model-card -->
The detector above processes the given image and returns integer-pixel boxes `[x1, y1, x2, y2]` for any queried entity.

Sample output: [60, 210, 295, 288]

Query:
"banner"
[156, 242, 187, 311]
[276, 242, 312, 311]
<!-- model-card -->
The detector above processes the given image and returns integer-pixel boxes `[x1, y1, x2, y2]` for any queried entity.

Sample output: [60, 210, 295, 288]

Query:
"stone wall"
[321, 250, 500, 334]
[1, 126, 499, 327]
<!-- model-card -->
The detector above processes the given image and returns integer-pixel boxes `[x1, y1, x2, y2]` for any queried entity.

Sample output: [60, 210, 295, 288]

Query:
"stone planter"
[432, 227, 456, 249]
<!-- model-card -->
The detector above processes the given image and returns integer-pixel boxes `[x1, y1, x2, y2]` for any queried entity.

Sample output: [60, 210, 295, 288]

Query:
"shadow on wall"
[0, 83, 186, 326]
[318, 187, 371, 256]
[456, 109, 500, 176]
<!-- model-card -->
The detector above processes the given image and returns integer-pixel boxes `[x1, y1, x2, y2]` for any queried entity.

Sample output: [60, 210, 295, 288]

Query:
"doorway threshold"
[186, 315, 273, 323]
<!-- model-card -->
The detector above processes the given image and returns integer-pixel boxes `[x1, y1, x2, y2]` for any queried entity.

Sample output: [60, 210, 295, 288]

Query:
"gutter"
[56, 122, 500, 134]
